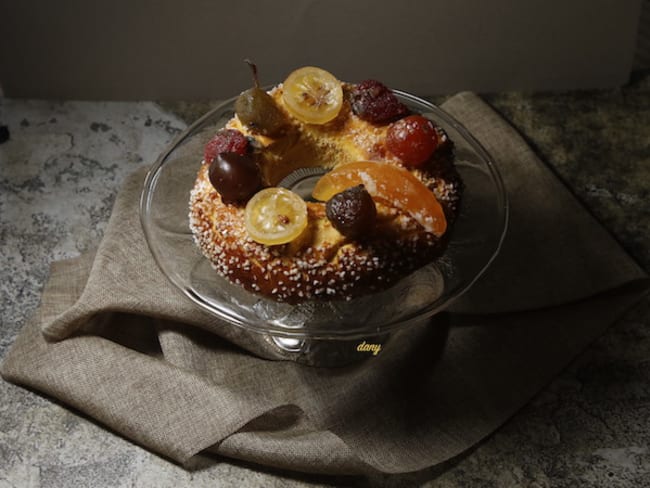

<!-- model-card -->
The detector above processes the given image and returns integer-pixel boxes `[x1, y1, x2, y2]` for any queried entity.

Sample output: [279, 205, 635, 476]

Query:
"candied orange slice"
[245, 188, 308, 245]
[282, 67, 343, 124]
[312, 161, 447, 236]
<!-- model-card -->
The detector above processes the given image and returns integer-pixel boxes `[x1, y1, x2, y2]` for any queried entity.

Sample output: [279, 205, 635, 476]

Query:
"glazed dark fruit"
[235, 61, 287, 137]
[326, 185, 377, 239]
[204, 129, 249, 164]
[349, 79, 409, 124]
[209, 152, 262, 203]
[386, 115, 439, 167]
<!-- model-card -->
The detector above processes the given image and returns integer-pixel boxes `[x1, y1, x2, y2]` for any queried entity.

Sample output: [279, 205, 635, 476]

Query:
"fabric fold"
[444, 92, 646, 314]
[38, 171, 283, 361]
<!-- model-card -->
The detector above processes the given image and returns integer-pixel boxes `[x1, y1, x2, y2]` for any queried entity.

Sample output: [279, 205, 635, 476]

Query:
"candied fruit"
[235, 60, 287, 137]
[313, 161, 446, 236]
[326, 185, 377, 239]
[245, 187, 308, 245]
[282, 67, 343, 124]
[209, 152, 262, 203]
[348, 80, 409, 124]
[204, 129, 249, 164]
[386, 115, 439, 167]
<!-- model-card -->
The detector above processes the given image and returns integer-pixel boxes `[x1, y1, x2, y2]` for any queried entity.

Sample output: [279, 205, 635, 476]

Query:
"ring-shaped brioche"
[189, 82, 462, 303]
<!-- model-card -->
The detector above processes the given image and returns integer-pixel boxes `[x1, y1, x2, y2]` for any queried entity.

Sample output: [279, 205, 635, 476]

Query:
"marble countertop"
[0, 74, 648, 487]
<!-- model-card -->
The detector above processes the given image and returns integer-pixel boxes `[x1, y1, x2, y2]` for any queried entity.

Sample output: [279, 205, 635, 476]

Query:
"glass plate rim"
[140, 90, 509, 340]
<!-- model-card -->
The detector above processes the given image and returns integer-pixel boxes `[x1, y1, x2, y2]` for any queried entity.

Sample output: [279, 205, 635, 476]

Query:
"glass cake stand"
[140, 91, 508, 365]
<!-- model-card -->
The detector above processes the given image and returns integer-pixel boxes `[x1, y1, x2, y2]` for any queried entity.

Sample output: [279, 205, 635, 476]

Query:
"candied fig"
[326, 185, 377, 239]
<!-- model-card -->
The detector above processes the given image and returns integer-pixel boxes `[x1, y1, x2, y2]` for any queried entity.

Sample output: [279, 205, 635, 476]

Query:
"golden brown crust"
[189, 85, 462, 303]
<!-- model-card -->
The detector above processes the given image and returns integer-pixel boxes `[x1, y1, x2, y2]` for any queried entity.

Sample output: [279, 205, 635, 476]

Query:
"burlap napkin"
[2, 93, 648, 476]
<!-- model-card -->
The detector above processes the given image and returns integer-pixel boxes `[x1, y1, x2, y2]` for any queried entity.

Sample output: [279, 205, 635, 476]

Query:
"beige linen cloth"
[2, 93, 648, 475]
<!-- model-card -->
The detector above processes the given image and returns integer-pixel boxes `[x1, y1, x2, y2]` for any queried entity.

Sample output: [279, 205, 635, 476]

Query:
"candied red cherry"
[349, 80, 409, 124]
[204, 129, 249, 164]
[325, 185, 377, 239]
[386, 115, 439, 167]
[209, 152, 262, 203]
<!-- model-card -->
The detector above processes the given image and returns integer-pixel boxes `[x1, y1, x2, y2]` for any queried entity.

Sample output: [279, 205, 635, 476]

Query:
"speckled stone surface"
[1, 74, 648, 487]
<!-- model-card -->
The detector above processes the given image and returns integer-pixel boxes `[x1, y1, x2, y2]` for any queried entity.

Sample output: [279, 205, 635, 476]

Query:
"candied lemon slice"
[245, 188, 308, 245]
[282, 66, 343, 124]
[312, 161, 447, 236]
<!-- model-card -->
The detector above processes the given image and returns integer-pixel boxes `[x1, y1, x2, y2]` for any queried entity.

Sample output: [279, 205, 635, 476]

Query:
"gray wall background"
[0, 0, 645, 99]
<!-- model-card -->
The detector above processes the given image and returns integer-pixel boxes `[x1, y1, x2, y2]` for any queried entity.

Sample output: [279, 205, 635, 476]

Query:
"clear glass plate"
[140, 91, 508, 341]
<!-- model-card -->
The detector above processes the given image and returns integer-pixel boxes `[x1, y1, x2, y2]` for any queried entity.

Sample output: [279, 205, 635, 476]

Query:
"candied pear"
[235, 60, 287, 137]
